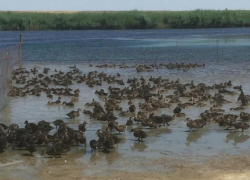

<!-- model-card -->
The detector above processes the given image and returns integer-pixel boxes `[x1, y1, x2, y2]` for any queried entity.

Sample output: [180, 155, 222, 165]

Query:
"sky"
[0, 0, 250, 11]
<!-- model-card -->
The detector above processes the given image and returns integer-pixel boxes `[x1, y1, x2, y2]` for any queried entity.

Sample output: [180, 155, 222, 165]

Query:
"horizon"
[1, 0, 250, 11]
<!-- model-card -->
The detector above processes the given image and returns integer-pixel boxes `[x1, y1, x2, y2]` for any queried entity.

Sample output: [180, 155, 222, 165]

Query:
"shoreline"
[1, 151, 250, 180]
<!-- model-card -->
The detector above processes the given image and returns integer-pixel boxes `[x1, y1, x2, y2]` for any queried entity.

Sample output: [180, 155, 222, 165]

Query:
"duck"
[173, 106, 182, 114]
[102, 136, 115, 152]
[41, 143, 65, 158]
[173, 113, 186, 117]
[78, 121, 87, 133]
[128, 99, 133, 105]
[230, 107, 245, 111]
[55, 97, 62, 104]
[106, 121, 118, 131]
[74, 131, 87, 146]
[26, 143, 37, 156]
[185, 118, 203, 131]
[71, 97, 79, 102]
[0, 123, 8, 130]
[114, 124, 127, 134]
[119, 110, 130, 117]
[240, 112, 250, 121]
[90, 140, 99, 151]
[126, 117, 134, 126]
[0, 132, 8, 153]
[62, 101, 74, 106]
[196, 102, 207, 107]
[8, 124, 19, 133]
[130, 129, 147, 142]
[142, 120, 157, 129]
[53, 119, 65, 129]
[233, 122, 249, 132]
[47, 93, 53, 98]
[24, 121, 39, 133]
[66, 108, 82, 119]
[209, 107, 225, 113]
[47, 101, 56, 105]
[129, 105, 136, 112]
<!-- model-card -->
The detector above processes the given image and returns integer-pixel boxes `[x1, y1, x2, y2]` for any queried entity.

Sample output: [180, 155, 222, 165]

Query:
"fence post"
[20, 34, 23, 44]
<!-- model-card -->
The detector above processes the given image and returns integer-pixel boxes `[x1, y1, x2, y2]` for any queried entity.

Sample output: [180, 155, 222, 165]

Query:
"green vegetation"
[0, 10, 250, 30]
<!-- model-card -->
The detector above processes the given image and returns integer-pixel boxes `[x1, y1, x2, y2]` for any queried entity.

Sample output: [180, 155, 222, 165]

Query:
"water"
[1, 28, 250, 178]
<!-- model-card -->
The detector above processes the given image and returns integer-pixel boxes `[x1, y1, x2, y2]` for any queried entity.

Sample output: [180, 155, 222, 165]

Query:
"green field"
[0, 10, 250, 30]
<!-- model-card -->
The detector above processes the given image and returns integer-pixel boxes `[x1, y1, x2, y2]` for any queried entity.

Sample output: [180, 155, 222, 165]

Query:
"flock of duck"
[0, 63, 250, 158]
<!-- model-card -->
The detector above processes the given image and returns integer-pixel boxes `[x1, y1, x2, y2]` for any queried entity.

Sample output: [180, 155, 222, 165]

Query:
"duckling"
[230, 107, 245, 111]
[38, 120, 53, 132]
[8, 124, 19, 133]
[71, 97, 79, 102]
[47, 101, 56, 105]
[55, 97, 62, 104]
[185, 118, 202, 131]
[53, 119, 64, 129]
[47, 93, 53, 98]
[13, 136, 28, 150]
[129, 105, 136, 112]
[173, 106, 182, 114]
[114, 124, 127, 134]
[0, 123, 8, 130]
[62, 101, 74, 106]
[26, 143, 37, 156]
[142, 120, 157, 129]
[225, 118, 237, 130]
[66, 108, 81, 119]
[126, 117, 134, 126]
[74, 88, 80, 94]
[130, 129, 147, 142]
[83, 110, 93, 116]
[41, 143, 65, 158]
[240, 112, 250, 121]
[103, 136, 115, 152]
[209, 107, 225, 113]
[90, 140, 99, 151]
[233, 122, 250, 132]
[78, 121, 87, 133]
[106, 121, 118, 131]
[173, 113, 186, 117]
[0, 132, 8, 153]
[74, 131, 86, 146]
[119, 110, 130, 117]
[24, 121, 39, 133]
[233, 85, 242, 90]
[196, 102, 207, 107]
[128, 99, 133, 105]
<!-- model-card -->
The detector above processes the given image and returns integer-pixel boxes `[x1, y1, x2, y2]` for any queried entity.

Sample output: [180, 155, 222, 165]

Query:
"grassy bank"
[0, 10, 250, 30]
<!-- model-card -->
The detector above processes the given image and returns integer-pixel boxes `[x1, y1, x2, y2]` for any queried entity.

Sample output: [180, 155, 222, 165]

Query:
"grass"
[0, 10, 250, 30]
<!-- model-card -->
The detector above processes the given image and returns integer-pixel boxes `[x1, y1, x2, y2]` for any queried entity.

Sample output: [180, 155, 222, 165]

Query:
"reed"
[0, 10, 250, 30]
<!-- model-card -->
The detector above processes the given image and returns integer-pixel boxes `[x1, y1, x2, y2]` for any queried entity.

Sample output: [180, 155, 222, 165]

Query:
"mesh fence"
[0, 44, 22, 110]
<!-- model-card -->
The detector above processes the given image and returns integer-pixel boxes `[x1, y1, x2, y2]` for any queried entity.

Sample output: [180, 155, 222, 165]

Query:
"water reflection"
[46, 147, 86, 166]
[89, 150, 122, 165]
[225, 132, 250, 146]
[130, 142, 148, 152]
[146, 127, 172, 137]
[186, 131, 203, 146]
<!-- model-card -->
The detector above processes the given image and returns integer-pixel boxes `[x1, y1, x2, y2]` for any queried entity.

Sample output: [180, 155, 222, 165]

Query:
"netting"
[0, 44, 22, 110]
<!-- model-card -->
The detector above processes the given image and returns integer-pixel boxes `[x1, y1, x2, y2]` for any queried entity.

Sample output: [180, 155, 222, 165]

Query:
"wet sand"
[1, 151, 250, 180]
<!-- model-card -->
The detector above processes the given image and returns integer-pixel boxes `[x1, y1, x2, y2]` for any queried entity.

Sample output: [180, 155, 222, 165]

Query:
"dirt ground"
[1, 151, 250, 180]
